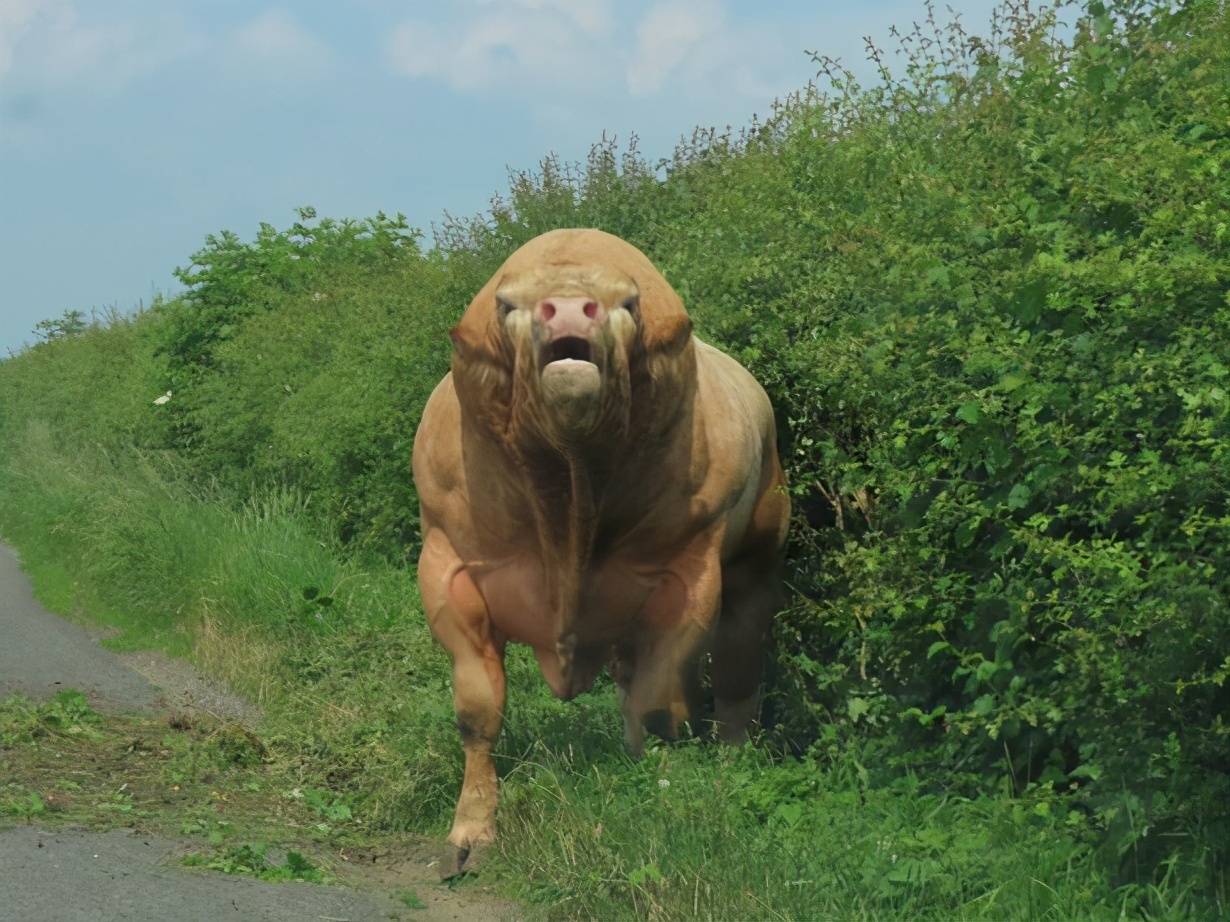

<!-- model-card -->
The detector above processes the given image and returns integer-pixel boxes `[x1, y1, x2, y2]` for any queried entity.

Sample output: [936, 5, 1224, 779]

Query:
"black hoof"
[437, 840, 488, 881]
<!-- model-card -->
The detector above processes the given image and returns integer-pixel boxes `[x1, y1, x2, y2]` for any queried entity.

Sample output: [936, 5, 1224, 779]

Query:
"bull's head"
[449, 229, 693, 452]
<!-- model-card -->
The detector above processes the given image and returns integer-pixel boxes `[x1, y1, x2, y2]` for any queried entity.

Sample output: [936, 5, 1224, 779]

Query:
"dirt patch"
[2, 699, 522, 921]
[118, 650, 261, 727]
[337, 842, 522, 921]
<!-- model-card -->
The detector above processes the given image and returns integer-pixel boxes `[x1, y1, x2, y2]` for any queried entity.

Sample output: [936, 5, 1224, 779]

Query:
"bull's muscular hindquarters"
[413, 229, 789, 875]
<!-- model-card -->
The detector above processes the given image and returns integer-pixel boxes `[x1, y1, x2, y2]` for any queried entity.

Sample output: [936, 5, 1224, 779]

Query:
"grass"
[181, 844, 327, 884]
[0, 690, 494, 909]
[1, 433, 1220, 919]
[2, 692, 303, 840]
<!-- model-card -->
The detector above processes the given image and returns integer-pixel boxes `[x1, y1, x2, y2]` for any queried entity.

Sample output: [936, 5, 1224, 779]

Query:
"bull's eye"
[622, 295, 640, 317]
[496, 298, 515, 320]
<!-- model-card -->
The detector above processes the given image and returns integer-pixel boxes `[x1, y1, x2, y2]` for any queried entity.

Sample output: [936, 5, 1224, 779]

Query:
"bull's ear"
[449, 323, 479, 356]
[448, 319, 506, 373]
[638, 279, 693, 354]
[449, 275, 506, 364]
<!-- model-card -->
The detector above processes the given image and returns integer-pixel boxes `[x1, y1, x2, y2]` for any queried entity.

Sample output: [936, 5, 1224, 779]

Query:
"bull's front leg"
[447, 631, 505, 866]
[418, 529, 505, 877]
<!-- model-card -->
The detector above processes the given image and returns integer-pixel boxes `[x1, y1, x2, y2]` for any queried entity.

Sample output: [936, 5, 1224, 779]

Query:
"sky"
[0, 0, 1002, 354]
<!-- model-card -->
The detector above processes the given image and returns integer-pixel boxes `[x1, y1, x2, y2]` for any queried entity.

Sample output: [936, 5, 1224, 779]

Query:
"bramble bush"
[1, 0, 1226, 906]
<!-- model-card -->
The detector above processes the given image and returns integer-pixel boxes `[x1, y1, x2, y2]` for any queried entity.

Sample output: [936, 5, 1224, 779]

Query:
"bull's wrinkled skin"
[412, 229, 789, 873]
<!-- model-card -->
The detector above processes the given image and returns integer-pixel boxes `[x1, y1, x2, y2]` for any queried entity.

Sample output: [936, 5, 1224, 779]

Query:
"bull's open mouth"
[542, 336, 594, 367]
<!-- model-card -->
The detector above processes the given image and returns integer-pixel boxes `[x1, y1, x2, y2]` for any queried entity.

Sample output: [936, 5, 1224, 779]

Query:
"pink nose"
[537, 296, 603, 338]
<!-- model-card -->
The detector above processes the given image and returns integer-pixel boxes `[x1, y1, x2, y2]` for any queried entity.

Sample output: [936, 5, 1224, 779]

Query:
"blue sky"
[0, 0, 1001, 353]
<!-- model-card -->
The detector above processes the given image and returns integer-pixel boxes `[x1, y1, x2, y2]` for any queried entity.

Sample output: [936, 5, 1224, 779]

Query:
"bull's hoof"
[642, 708, 679, 742]
[437, 840, 489, 881]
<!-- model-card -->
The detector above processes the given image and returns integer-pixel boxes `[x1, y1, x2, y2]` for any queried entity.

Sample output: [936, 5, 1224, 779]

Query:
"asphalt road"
[0, 542, 488, 921]
[0, 826, 401, 922]
[0, 543, 158, 710]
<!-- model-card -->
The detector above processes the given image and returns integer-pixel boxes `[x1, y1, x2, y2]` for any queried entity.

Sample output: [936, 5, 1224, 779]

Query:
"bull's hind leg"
[619, 532, 722, 756]
[418, 528, 505, 876]
[711, 552, 781, 744]
[616, 648, 703, 750]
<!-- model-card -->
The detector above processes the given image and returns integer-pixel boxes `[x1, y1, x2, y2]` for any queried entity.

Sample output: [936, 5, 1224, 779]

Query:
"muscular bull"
[412, 228, 789, 873]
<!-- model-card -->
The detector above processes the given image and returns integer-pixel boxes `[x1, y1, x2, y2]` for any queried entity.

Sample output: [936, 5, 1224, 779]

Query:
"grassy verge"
[0, 690, 506, 918]
[1, 430, 1216, 920]
[1, 690, 351, 882]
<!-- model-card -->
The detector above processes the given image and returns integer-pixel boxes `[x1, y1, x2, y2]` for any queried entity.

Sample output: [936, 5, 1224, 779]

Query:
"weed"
[398, 889, 427, 910]
[0, 690, 101, 745]
[183, 843, 326, 884]
[0, 792, 47, 822]
[300, 787, 353, 824]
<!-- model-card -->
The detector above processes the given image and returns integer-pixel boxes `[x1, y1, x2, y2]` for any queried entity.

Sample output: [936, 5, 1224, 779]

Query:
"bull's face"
[449, 229, 694, 452]
[493, 264, 640, 444]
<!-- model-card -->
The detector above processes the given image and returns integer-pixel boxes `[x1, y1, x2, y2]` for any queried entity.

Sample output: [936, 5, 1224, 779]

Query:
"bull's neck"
[518, 441, 605, 638]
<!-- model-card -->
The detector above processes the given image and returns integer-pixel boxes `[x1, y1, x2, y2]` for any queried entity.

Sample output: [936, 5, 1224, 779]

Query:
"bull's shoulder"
[688, 339, 786, 558]
[412, 373, 466, 509]
[693, 338, 777, 446]
[413, 374, 534, 553]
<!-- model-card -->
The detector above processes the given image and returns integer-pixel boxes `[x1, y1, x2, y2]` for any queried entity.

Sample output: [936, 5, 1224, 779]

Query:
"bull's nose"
[537, 296, 604, 338]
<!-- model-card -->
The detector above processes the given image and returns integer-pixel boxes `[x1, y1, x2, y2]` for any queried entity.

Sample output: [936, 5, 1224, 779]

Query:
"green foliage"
[183, 842, 325, 883]
[162, 207, 421, 373]
[1, 0, 1228, 914]
[299, 787, 352, 824]
[31, 309, 88, 343]
[496, 743, 1144, 920]
[0, 792, 47, 821]
[0, 691, 101, 745]
[397, 889, 427, 910]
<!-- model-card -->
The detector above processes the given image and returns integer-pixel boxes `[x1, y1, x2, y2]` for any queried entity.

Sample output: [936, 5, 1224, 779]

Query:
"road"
[0, 544, 159, 710]
[0, 542, 508, 921]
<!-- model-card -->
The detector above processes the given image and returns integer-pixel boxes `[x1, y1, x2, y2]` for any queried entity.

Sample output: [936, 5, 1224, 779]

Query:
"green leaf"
[1069, 763, 1103, 782]
[1010, 279, 1046, 324]
[956, 402, 982, 424]
[628, 862, 665, 886]
[996, 372, 1028, 392]
[1006, 484, 1032, 510]
[847, 697, 871, 722]
[954, 518, 981, 548]
[776, 802, 804, 827]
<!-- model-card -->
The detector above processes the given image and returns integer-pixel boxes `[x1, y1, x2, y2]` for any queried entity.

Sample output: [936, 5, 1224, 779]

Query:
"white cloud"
[0, 1, 202, 94]
[626, 0, 723, 96]
[385, 20, 446, 81]
[625, 0, 807, 105]
[0, 0, 45, 80]
[386, 1, 614, 93]
[232, 9, 329, 66]
[1, 5, 333, 98]
[385, 0, 801, 113]
[472, 0, 613, 36]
